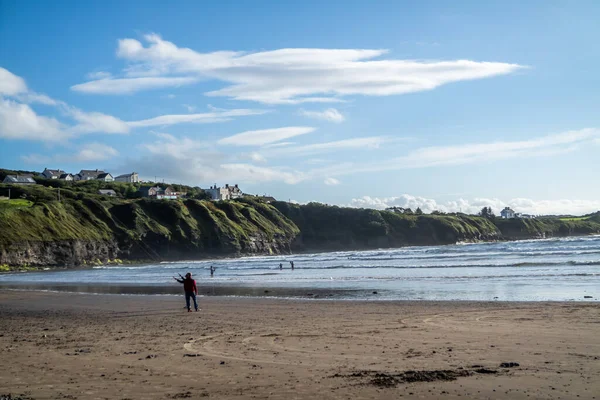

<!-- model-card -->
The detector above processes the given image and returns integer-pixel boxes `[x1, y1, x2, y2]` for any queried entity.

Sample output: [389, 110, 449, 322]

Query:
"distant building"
[96, 173, 114, 182]
[2, 175, 36, 185]
[42, 168, 65, 179]
[500, 207, 516, 219]
[115, 172, 139, 183]
[206, 184, 243, 201]
[139, 186, 178, 199]
[59, 173, 73, 181]
[98, 189, 117, 197]
[75, 169, 105, 181]
[516, 213, 535, 219]
[260, 196, 276, 203]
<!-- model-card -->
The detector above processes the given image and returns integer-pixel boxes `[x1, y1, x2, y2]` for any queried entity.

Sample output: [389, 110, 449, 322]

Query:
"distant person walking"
[174, 273, 198, 312]
[279, 263, 283, 270]
[290, 261, 294, 270]
[210, 265, 216, 277]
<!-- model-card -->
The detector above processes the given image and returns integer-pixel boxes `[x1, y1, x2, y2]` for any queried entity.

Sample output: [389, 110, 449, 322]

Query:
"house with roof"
[500, 207, 516, 219]
[59, 173, 73, 181]
[98, 189, 117, 197]
[96, 173, 114, 182]
[139, 186, 178, 199]
[42, 168, 65, 179]
[114, 172, 139, 183]
[205, 184, 243, 201]
[2, 175, 36, 185]
[74, 169, 113, 181]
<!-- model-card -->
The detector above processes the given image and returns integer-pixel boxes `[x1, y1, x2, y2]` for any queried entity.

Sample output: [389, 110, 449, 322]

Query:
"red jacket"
[182, 278, 197, 294]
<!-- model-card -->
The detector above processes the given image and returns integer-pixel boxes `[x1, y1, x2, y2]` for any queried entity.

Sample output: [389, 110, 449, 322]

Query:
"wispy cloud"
[0, 98, 66, 140]
[86, 71, 112, 80]
[349, 194, 600, 216]
[71, 76, 200, 94]
[218, 126, 315, 146]
[324, 177, 341, 185]
[21, 143, 119, 164]
[71, 143, 119, 161]
[123, 134, 305, 184]
[311, 128, 599, 178]
[182, 104, 196, 112]
[128, 108, 268, 128]
[0, 67, 27, 96]
[0, 67, 130, 140]
[72, 33, 524, 103]
[265, 136, 385, 158]
[299, 108, 345, 123]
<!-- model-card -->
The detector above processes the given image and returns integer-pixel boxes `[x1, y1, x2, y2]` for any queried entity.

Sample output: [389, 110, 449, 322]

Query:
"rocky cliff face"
[0, 197, 299, 267]
[1, 197, 599, 268]
[1, 239, 120, 267]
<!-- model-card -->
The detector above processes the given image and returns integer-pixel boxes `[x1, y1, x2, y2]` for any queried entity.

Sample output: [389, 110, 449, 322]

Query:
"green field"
[559, 216, 590, 221]
[0, 198, 34, 210]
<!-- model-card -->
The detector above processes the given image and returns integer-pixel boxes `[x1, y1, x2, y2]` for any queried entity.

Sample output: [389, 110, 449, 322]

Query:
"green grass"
[559, 216, 589, 221]
[0, 199, 34, 209]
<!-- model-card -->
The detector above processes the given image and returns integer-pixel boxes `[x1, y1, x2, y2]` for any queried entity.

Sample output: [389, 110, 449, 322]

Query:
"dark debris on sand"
[332, 367, 502, 388]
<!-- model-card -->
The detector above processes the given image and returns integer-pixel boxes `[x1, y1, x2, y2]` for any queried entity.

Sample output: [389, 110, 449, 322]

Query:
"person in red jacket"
[174, 272, 198, 312]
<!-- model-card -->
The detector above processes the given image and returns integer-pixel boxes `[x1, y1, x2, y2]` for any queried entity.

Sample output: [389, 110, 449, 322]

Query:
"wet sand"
[0, 291, 599, 399]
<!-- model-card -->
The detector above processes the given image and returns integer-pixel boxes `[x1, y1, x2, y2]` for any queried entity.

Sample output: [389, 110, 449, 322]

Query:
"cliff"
[1, 184, 599, 268]
[0, 185, 298, 267]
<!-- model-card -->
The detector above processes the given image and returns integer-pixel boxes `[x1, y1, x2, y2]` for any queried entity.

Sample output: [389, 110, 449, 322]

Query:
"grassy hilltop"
[1, 175, 599, 268]
[0, 182, 298, 267]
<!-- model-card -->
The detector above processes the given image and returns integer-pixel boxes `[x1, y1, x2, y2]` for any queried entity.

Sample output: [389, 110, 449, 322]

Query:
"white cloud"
[311, 128, 599, 178]
[247, 152, 267, 163]
[0, 67, 28, 96]
[71, 143, 119, 161]
[324, 177, 341, 185]
[71, 76, 200, 94]
[262, 141, 295, 149]
[299, 108, 345, 123]
[266, 136, 385, 158]
[218, 126, 315, 146]
[66, 107, 130, 134]
[128, 108, 268, 128]
[348, 194, 600, 216]
[72, 34, 524, 103]
[0, 67, 130, 141]
[86, 71, 112, 80]
[21, 143, 119, 164]
[182, 104, 196, 112]
[0, 98, 66, 140]
[15, 92, 58, 106]
[124, 134, 305, 185]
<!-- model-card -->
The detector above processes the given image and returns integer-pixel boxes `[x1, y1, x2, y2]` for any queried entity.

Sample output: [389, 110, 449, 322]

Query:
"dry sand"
[0, 291, 598, 399]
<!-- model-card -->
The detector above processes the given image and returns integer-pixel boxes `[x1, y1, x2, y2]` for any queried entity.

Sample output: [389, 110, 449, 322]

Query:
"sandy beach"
[0, 291, 598, 400]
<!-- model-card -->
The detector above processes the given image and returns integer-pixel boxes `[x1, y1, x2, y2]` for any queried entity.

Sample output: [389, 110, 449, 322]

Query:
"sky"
[1, 0, 599, 215]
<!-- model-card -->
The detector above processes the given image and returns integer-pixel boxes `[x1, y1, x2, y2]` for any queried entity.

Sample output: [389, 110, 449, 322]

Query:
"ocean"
[1, 236, 599, 301]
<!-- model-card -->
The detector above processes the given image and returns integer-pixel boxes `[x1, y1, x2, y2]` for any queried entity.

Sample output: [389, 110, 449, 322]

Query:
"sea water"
[1, 236, 598, 301]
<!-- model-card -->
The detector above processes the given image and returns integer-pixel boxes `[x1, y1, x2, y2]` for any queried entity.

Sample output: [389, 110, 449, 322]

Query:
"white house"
[98, 189, 117, 197]
[205, 184, 243, 201]
[3, 175, 36, 185]
[500, 207, 516, 219]
[516, 213, 535, 219]
[75, 169, 112, 181]
[115, 172, 139, 183]
[96, 173, 114, 182]
[59, 173, 73, 181]
[42, 168, 65, 179]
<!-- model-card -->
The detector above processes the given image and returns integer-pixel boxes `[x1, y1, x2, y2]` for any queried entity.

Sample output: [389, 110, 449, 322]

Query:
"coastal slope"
[1, 183, 599, 267]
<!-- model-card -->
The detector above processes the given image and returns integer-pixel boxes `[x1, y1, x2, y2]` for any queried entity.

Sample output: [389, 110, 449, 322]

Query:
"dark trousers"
[185, 291, 198, 310]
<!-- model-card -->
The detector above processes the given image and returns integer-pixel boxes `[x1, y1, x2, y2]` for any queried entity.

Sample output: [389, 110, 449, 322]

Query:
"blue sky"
[1, 0, 599, 215]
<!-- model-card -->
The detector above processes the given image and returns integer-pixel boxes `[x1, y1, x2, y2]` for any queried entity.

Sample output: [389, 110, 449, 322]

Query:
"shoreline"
[1, 291, 598, 399]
